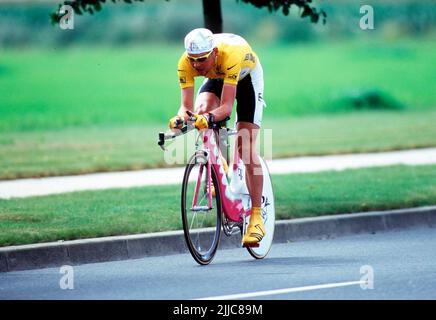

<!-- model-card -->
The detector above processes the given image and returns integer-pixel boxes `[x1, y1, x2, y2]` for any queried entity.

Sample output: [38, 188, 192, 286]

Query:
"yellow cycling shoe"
[242, 208, 265, 247]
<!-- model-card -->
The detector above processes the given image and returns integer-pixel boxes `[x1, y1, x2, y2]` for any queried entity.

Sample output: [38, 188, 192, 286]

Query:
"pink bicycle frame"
[191, 129, 246, 222]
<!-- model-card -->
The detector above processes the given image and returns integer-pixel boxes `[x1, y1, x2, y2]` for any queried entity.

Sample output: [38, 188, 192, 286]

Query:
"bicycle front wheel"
[181, 154, 222, 265]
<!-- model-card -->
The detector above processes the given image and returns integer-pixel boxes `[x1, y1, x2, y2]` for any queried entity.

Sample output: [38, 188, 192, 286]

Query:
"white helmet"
[184, 28, 214, 55]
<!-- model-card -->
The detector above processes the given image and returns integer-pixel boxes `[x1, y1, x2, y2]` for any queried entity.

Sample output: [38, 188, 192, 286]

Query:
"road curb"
[1, 206, 435, 272]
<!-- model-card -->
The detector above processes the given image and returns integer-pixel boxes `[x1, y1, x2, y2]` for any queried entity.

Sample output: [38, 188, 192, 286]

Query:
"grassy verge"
[1, 39, 435, 132]
[0, 164, 435, 247]
[1, 110, 436, 180]
[1, 39, 435, 179]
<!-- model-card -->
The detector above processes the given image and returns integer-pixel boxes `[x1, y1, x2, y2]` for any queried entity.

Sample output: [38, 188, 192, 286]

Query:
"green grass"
[264, 110, 436, 158]
[1, 110, 436, 179]
[0, 164, 435, 247]
[0, 39, 435, 132]
[0, 39, 435, 179]
[260, 39, 436, 116]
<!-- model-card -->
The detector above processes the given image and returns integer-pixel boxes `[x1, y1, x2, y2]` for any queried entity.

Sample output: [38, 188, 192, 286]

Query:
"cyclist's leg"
[238, 121, 264, 245]
[235, 64, 266, 244]
[236, 121, 262, 208]
[235, 65, 265, 209]
[195, 78, 223, 114]
[196, 78, 230, 171]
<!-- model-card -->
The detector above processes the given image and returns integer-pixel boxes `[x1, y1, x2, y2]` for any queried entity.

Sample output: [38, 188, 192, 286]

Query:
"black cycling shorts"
[198, 63, 265, 127]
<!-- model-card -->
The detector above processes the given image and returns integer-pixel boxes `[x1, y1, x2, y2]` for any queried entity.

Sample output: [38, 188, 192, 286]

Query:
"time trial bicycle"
[158, 112, 275, 265]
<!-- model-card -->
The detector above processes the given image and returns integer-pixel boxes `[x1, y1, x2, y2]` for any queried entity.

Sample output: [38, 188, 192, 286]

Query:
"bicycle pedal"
[242, 242, 260, 248]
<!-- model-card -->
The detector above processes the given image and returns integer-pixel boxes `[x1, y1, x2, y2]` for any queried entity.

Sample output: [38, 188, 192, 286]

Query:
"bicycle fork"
[191, 154, 213, 212]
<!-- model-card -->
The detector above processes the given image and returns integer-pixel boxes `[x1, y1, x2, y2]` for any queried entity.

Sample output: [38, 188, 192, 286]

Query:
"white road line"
[1, 148, 436, 199]
[196, 280, 366, 300]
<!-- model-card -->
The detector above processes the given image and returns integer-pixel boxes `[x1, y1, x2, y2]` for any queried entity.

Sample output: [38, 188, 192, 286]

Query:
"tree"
[50, 0, 326, 32]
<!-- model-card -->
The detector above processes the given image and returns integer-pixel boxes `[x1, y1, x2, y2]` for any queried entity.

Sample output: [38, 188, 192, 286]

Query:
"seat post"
[217, 122, 230, 165]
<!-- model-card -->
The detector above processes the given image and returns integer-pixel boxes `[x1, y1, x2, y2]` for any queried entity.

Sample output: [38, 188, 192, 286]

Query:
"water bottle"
[230, 159, 249, 195]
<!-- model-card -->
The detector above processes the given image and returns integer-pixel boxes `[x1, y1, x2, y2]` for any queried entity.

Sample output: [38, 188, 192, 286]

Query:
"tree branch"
[51, 0, 160, 24]
[237, 0, 327, 24]
[50, 0, 326, 25]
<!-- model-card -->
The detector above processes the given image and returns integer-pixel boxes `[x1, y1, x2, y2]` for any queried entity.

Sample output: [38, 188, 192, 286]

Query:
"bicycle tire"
[181, 154, 222, 265]
[246, 157, 275, 259]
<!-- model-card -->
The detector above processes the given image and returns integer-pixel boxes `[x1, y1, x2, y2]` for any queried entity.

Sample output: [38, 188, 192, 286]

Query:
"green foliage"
[237, 0, 326, 24]
[50, 0, 326, 25]
[334, 88, 405, 111]
[51, 0, 153, 24]
[1, 1, 435, 47]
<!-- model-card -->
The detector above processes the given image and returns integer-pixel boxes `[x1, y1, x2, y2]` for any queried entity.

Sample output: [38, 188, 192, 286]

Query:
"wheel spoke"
[182, 157, 221, 265]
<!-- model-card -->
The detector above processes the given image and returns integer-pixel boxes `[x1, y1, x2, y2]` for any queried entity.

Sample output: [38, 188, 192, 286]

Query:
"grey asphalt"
[1, 225, 435, 300]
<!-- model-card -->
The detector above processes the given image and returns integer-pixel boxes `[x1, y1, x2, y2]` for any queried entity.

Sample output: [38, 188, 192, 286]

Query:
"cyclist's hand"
[192, 113, 209, 130]
[169, 116, 185, 130]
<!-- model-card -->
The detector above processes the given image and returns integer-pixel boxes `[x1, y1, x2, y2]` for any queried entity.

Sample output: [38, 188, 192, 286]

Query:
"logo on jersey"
[239, 67, 250, 79]
[244, 53, 255, 63]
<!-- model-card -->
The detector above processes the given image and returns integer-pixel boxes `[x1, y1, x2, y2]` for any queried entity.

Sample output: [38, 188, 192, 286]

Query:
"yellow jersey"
[177, 33, 258, 89]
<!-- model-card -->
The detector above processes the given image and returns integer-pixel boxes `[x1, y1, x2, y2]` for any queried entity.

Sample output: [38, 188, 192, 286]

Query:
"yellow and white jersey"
[177, 33, 259, 89]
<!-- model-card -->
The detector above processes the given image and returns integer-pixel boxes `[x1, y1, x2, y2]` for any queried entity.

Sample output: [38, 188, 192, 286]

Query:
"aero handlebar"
[158, 111, 230, 151]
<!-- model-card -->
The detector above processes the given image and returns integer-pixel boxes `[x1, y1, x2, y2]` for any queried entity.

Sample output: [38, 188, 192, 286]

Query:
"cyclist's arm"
[177, 87, 195, 117]
[211, 83, 236, 122]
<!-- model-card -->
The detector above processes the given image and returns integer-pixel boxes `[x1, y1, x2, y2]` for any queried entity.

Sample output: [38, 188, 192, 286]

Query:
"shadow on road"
[201, 256, 360, 269]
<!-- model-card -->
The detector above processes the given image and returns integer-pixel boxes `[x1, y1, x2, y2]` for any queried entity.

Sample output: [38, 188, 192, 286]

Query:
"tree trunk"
[202, 0, 223, 33]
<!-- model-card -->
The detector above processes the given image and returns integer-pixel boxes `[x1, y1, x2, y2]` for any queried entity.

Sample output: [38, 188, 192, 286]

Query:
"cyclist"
[169, 28, 266, 246]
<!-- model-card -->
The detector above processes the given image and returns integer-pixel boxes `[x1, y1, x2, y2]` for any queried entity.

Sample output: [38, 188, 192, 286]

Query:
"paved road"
[1, 226, 435, 300]
[1, 148, 436, 199]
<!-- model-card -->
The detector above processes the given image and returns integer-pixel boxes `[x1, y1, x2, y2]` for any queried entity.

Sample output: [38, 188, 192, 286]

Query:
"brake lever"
[158, 132, 167, 151]
[158, 123, 195, 151]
